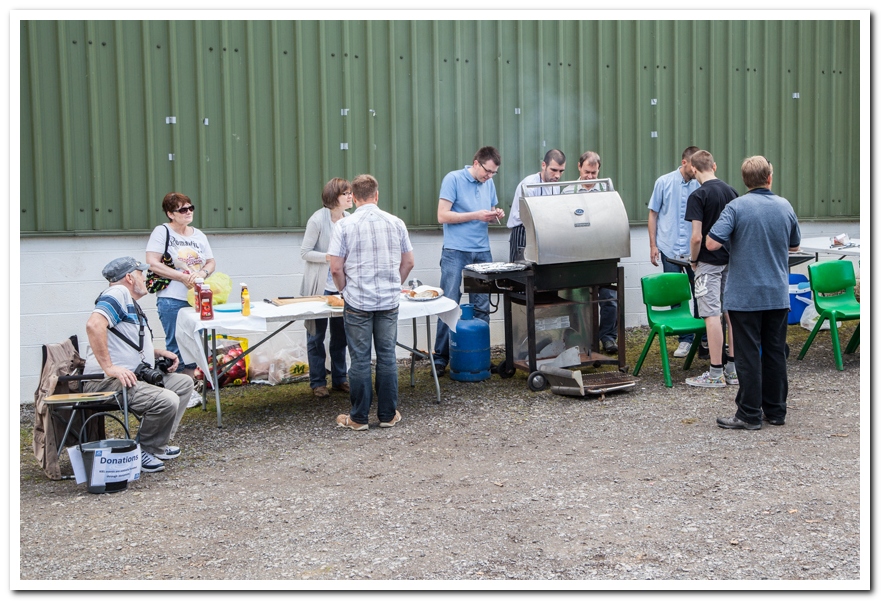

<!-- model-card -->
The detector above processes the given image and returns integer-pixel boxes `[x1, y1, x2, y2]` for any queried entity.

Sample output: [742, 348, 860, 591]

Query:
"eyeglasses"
[174, 205, 196, 214]
[479, 162, 499, 176]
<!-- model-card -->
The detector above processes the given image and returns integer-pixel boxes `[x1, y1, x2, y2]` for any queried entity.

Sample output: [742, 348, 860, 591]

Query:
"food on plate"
[404, 285, 443, 300]
[324, 295, 345, 307]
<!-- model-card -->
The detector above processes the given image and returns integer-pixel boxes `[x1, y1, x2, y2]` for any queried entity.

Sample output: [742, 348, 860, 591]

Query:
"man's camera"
[155, 356, 173, 373]
[134, 358, 172, 387]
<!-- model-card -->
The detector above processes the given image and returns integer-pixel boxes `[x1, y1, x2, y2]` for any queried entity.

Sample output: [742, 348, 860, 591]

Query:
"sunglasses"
[174, 205, 196, 214]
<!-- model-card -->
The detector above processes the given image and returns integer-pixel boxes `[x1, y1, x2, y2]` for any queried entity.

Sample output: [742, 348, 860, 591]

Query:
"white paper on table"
[66, 446, 87, 484]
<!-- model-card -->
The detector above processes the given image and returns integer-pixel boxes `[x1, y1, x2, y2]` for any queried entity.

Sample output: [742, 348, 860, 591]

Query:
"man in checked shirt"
[328, 174, 415, 431]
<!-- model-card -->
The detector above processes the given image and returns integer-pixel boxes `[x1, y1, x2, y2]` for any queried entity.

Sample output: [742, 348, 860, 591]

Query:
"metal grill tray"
[465, 262, 529, 273]
[578, 372, 639, 393]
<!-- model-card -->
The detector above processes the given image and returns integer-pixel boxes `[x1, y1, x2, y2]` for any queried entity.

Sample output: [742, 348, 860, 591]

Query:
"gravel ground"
[17, 324, 863, 585]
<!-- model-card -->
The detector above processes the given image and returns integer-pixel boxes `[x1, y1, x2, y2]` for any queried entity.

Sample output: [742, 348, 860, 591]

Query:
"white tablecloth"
[176, 297, 460, 375]
[799, 237, 861, 257]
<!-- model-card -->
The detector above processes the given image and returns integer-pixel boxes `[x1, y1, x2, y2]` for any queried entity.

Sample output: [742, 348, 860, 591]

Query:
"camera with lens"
[134, 361, 167, 387]
[154, 356, 173, 374]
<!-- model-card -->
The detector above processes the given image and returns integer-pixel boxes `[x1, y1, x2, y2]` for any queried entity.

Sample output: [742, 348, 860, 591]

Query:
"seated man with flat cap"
[82, 257, 193, 473]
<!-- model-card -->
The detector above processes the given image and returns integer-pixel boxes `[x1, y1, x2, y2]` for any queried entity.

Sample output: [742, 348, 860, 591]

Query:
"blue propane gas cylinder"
[449, 304, 491, 382]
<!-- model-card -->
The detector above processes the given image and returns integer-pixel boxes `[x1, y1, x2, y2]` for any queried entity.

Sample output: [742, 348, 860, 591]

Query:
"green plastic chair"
[632, 273, 707, 387]
[797, 260, 860, 370]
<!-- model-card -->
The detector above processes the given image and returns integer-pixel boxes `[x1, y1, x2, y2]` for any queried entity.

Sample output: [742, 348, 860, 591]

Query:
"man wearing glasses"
[507, 149, 566, 262]
[433, 146, 505, 376]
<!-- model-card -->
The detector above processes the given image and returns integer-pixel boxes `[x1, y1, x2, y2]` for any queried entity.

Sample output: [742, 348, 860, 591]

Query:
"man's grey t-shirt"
[708, 188, 800, 312]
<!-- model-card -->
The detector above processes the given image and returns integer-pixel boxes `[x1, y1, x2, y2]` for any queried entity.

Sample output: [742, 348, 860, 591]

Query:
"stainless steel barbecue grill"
[463, 178, 636, 392]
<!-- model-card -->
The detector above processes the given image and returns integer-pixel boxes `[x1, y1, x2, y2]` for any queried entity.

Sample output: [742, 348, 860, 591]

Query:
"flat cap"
[102, 256, 149, 282]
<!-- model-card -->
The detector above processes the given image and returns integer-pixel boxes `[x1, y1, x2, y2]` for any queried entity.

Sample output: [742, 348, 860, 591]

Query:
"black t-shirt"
[685, 178, 740, 265]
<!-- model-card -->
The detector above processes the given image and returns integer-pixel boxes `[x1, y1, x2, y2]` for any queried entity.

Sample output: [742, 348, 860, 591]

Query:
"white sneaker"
[187, 390, 202, 408]
[140, 451, 165, 473]
[155, 445, 181, 460]
[673, 341, 692, 358]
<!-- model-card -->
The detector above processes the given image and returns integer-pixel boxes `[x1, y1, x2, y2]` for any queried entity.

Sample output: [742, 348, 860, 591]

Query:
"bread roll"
[325, 295, 345, 307]
[414, 289, 439, 299]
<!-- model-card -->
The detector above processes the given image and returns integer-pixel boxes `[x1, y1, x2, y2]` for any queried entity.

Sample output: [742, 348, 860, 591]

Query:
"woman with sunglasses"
[299, 178, 353, 398]
[146, 192, 216, 387]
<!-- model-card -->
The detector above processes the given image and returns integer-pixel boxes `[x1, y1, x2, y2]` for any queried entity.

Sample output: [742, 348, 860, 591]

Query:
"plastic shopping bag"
[243, 328, 310, 385]
[194, 335, 250, 388]
[800, 304, 831, 332]
[187, 272, 233, 306]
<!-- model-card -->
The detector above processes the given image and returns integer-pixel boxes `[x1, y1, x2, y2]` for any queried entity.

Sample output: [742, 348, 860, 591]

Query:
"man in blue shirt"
[433, 146, 506, 375]
[707, 156, 800, 430]
[647, 146, 705, 358]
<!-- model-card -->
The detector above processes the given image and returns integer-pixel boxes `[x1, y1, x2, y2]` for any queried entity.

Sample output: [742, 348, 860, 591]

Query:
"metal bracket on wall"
[340, 143, 348, 150]
[341, 108, 349, 116]
[203, 118, 209, 125]
[650, 98, 658, 105]
[792, 93, 800, 99]
[166, 116, 176, 124]
[650, 131, 658, 138]
[168, 154, 175, 161]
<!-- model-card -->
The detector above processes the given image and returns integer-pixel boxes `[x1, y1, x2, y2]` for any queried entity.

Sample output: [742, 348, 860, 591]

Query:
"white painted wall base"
[19, 220, 860, 403]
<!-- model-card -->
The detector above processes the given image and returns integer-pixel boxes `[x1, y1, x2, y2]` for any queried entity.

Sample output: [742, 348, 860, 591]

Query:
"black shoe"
[433, 363, 446, 377]
[763, 415, 786, 426]
[716, 416, 762, 430]
[698, 341, 710, 359]
[602, 339, 619, 354]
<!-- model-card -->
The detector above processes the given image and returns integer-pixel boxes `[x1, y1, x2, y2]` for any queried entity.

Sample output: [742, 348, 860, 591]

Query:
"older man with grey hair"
[82, 257, 192, 473]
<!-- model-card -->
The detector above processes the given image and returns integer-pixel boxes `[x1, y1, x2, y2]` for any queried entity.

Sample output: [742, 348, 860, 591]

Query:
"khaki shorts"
[693, 262, 728, 317]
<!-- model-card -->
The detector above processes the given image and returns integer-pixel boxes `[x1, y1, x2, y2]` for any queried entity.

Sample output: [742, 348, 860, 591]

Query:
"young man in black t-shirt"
[684, 150, 740, 388]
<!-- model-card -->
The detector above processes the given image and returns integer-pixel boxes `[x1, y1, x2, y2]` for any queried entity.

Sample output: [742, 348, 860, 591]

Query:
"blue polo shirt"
[708, 188, 801, 312]
[439, 166, 498, 252]
[648, 166, 700, 258]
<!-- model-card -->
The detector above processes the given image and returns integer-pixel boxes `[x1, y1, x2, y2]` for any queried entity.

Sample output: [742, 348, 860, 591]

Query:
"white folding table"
[799, 237, 861, 260]
[176, 298, 460, 427]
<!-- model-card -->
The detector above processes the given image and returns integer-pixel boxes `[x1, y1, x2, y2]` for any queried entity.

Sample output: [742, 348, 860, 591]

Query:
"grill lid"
[520, 179, 631, 265]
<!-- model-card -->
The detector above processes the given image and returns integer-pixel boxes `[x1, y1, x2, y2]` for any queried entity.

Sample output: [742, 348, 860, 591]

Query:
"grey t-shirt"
[83, 285, 155, 374]
[708, 188, 800, 312]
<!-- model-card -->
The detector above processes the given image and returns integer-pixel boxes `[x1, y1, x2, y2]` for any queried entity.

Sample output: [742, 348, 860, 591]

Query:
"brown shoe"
[336, 414, 368, 431]
[332, 382, 350, 393]
[312, 386, 330, 398]
[379, 410, 402, 428]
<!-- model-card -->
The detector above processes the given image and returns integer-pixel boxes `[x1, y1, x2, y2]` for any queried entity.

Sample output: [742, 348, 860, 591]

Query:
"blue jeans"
[598, 287, 618, 343]
[307, 290, 348, 389]
[433, 248, 493, 367]
[659, 251, 704, 345]
[343, 305, 399, 425]
[157, 297, 196, 369]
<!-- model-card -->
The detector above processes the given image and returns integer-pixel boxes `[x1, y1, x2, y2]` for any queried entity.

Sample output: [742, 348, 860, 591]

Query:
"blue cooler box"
[788, 274, 812, 324]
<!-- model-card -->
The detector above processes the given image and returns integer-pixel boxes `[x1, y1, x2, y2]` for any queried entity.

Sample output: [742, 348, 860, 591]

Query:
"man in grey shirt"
[707, 156, 801, 430]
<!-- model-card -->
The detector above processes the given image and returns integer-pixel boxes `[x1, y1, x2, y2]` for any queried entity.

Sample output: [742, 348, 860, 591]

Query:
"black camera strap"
[107, 301, 152, 353]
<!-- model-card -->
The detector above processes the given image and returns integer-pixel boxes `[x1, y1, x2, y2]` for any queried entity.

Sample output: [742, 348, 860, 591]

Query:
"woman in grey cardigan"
[300, 178, 353, 397]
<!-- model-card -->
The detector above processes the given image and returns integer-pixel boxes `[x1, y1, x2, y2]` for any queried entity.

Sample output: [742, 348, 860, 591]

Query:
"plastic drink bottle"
[241, 283, 250, 316]
[200, 284, 214, 320]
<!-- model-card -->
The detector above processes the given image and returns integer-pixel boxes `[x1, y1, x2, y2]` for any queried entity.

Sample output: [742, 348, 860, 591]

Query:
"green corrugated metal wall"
[20, 19, 860, 235]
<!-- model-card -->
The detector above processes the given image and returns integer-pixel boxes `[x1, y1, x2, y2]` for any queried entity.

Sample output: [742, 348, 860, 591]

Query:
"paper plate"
[403, 286, 444, 302]
[214, 302, 254, 312]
